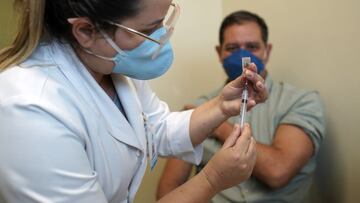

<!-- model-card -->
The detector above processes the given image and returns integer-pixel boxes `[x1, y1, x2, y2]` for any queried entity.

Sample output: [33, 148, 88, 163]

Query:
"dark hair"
[219, 10, 268, 45]
[45, 0, 141, 43]
[0, 0, 141, 70]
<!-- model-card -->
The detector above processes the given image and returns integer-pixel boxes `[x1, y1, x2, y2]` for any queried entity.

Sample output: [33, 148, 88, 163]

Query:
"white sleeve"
[133, 80, 203, 165]
[0, 99, 108, 203]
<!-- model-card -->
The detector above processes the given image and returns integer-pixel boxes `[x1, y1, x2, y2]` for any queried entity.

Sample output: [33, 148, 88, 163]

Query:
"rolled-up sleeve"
[280, 91, 326, 155]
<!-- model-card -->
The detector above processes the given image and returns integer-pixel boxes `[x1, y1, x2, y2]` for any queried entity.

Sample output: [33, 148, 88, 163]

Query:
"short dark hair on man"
[219, 10, 269, 45]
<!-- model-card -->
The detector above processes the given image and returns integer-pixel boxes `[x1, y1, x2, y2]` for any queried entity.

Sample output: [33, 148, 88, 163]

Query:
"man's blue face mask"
[222, 49, 265, 81]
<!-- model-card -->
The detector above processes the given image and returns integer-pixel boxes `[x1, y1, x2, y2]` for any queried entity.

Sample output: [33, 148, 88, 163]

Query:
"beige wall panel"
[0, 0, 16, 48]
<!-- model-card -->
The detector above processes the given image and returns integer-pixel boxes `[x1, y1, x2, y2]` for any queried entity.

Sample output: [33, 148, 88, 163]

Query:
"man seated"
[156, 10, 326, 203]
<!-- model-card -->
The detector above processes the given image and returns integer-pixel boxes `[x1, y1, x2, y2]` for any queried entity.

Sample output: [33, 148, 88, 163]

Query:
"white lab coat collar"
[112, 74, 147, 151]
[46, 41, 146, 152]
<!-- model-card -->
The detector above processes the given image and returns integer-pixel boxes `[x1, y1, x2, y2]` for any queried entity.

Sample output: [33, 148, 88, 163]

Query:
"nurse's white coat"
[0, 41, 202, 203]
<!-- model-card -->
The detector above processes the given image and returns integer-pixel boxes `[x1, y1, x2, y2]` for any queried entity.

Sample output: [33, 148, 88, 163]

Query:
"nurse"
[0, 0, 267, 203]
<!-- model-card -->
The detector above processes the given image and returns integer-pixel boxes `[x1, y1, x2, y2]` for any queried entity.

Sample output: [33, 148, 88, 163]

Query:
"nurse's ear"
[67, 18, 98, 48]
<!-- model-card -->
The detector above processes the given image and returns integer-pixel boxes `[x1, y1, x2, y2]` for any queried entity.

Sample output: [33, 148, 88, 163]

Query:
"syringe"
[239, 57, 251, 128]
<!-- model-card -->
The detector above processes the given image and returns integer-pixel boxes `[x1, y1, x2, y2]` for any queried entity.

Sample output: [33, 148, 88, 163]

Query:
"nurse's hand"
[219, 63, 268, 117]
[188, 63, 266, 147]
[200, 123, 256, 192]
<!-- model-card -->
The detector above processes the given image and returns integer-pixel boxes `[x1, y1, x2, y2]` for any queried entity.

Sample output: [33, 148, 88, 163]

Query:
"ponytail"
[0, 0, 45, 70]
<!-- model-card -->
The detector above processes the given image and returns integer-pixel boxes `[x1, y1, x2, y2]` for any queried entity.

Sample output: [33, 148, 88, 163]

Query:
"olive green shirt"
[196, 75, 326, 203]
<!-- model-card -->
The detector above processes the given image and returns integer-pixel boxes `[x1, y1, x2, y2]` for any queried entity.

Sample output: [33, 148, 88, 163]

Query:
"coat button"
[136, 150, 141, 157]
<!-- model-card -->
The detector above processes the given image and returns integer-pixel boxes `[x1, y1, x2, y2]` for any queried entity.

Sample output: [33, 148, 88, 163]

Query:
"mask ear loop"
[78, 29, 120, 61]
[99, 30, 127, 57]
[81, 47, 117, 61]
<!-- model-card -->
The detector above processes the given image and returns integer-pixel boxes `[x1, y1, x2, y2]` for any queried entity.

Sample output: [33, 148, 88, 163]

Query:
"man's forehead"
[225, 23, 261, 35]
[223, 24, 263, 42]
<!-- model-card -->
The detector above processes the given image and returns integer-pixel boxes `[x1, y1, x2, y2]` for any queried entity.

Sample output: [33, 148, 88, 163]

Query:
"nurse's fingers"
[223, 124, 241, 148]
[244, 69, 265, 89]
[229, 64, 264, 91]
[233, 123, 252, 152]
[244, 69, 268, 104]
[246, 137, 257, 156]
[246, 62, 258, 73]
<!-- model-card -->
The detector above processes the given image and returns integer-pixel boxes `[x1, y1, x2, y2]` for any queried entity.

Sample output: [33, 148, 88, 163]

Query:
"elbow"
[263, 169, 293, 189]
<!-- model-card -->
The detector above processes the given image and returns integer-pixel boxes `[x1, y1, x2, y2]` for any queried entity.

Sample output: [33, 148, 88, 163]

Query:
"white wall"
[222, 0, 360, 203]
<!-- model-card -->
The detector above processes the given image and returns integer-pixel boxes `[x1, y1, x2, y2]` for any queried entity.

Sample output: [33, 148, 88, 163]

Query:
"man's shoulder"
[271, 80, 323, 106]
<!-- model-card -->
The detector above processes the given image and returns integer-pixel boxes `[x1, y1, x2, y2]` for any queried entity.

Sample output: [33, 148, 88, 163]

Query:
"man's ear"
[263, 43, 273, 64]
[215, 45, 223, 63]
[67, 17, 98, 48]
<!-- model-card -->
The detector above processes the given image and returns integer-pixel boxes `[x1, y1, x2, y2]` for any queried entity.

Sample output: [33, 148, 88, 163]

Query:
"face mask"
[222, 48, 265, 81]
[87, 27, 174, 80]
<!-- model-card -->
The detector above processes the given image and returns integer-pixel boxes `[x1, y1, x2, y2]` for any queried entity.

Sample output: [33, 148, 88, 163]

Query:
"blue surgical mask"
[222, 49, 265, 81]
[87, 27, 174, 80]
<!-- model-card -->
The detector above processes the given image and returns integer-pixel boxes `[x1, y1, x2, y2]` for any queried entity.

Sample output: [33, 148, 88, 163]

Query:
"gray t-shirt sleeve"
[280, 91, 326, 155]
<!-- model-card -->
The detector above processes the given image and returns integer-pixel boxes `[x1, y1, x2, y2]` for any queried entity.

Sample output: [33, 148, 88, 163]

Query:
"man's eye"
[245, 44, 260, 51]
[225, 46, 239, 52]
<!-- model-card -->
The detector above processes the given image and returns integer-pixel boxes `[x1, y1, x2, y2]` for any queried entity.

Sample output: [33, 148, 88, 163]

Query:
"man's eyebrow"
[224, 43, 240, 46]
[245, 41, 261, 44]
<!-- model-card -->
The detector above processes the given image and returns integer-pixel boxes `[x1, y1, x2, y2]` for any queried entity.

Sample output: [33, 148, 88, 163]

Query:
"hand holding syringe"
[239, 57, 251, 128]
